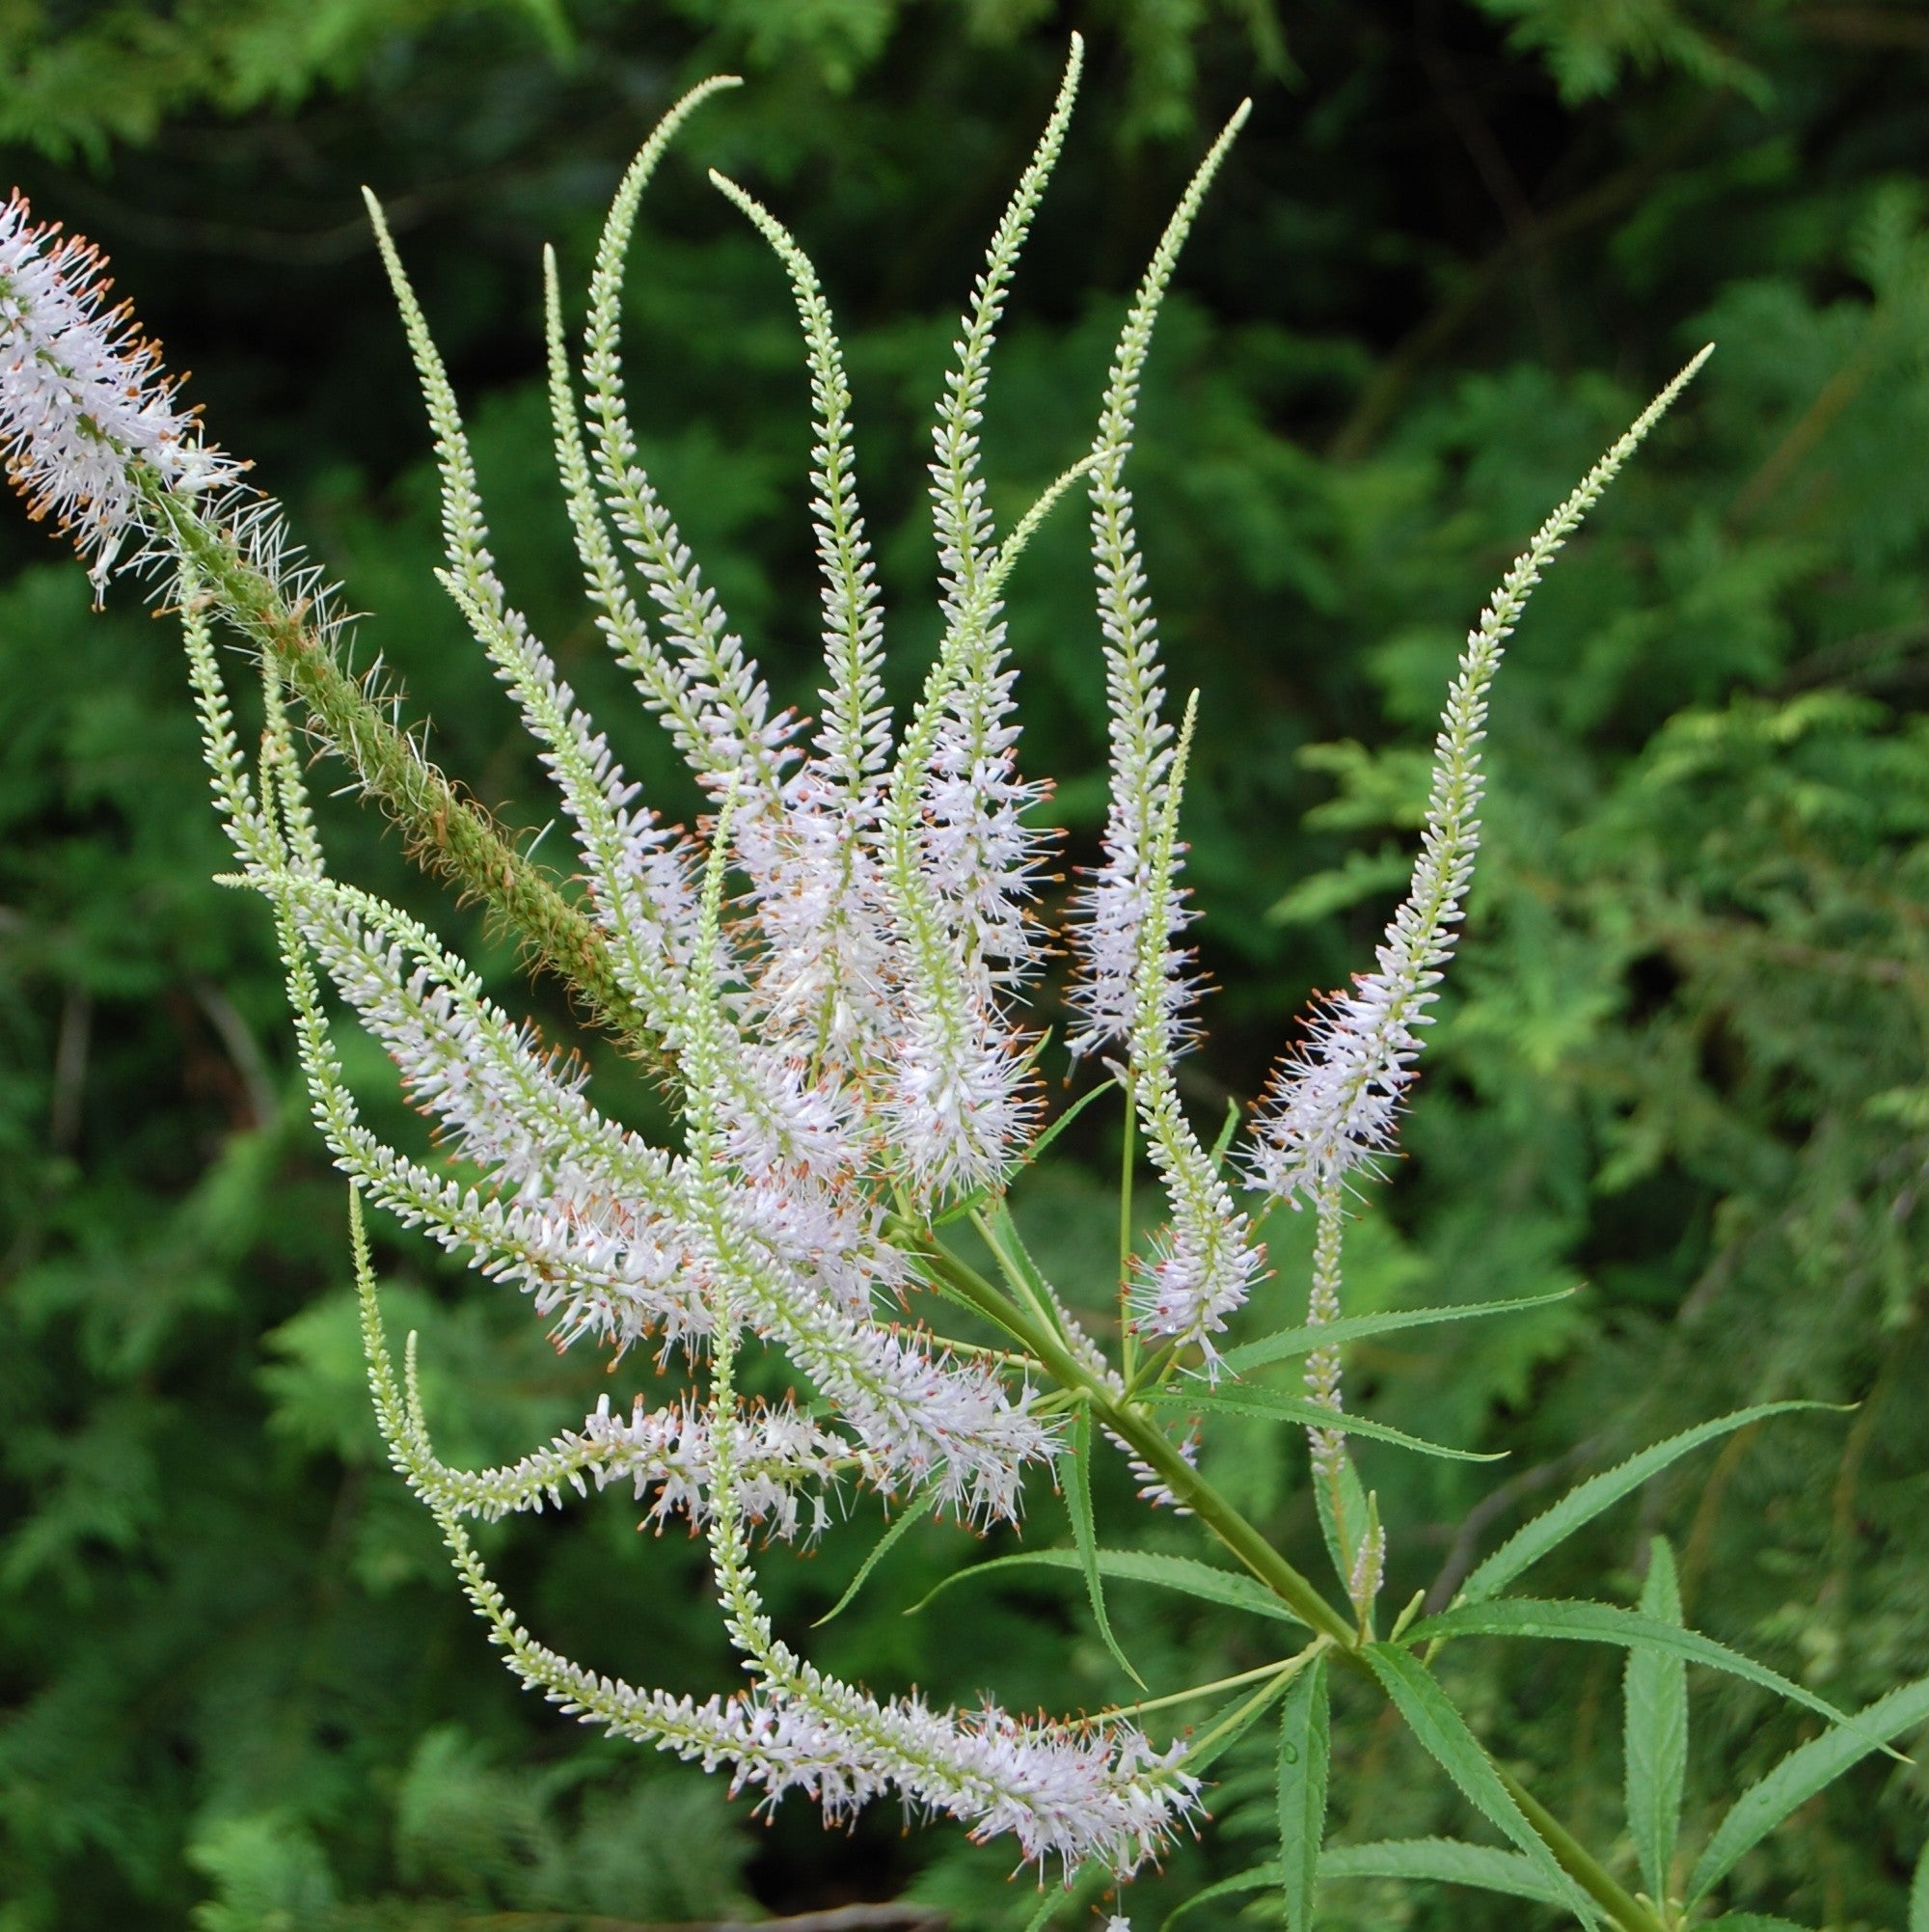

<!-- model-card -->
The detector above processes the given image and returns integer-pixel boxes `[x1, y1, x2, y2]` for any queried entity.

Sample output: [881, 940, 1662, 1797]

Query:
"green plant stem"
[1082, 1651, 1313, 1728]
[1498, 1765, 1670, 1932]
[904, 1224, 1670, 1932]
[903, 1227, 1356, 1646]
[1119, 1075, 1136, 1336]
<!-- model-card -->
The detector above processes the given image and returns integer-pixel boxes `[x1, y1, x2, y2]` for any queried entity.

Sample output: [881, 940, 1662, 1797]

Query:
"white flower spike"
[1247, 344, 1714, 1211]
[0, 190, 240, 593]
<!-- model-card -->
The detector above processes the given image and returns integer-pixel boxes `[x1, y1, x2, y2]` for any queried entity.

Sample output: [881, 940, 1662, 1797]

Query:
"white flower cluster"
[2, 39, 1706, 1891]
[0, 191, 238, 592]
[153, 44, 1228, 1876]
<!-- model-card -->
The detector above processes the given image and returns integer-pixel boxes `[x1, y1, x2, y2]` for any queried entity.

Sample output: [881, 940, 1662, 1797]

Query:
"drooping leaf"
[1162, 1864, 1277, 1928]
[1623, 1537, 1687, 1904]
[812, 1478, 941, 1626]
[1409, 1598, 1865, 1742]
[1320, 1837, 1567, 1902]
[1455, 1403, 1839, 1605]
[1363, 1646, 1600, 1926]
[1222, 1288, 1577, 1374]
[1065, 1402, 1147, 1689]
[1689, 1671, 1929, 1905]
[905, 1546, 1306, 1626]
[1276, 1656, 1328, 1932]
[1143, 1385, 1503, 1460]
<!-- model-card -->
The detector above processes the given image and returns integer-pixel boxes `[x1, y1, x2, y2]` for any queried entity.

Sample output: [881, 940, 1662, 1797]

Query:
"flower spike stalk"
[10, 66, 1778, 1932]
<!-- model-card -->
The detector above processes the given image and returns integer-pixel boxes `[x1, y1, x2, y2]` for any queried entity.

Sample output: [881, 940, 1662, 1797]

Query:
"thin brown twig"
[49, 982, 92, 1154]
[1327, 98, 1724, 461]
[1423, 1435, 1602, 1614]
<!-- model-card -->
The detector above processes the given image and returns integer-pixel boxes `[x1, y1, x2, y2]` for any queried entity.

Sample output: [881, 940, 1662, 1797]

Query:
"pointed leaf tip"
[1276, 1658, 1328, 1932]
[1624, 1537, 1688, 1905]
[1067, 1404, 1147, 1690]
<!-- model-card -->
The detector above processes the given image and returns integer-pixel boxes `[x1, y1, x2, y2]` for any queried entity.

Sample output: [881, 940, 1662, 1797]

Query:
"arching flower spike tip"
[1247, 345, 1714, 1211]
[0, 190, 240, 595]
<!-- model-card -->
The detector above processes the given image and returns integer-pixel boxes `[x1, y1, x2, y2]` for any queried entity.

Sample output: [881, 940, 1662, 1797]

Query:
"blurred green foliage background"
[2, 2, 1927, 1927]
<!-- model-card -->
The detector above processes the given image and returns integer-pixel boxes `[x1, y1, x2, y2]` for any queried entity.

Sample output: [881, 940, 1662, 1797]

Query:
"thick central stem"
[1500, 1768, 1670, 1932]
[908, 1227, 1670, 1932]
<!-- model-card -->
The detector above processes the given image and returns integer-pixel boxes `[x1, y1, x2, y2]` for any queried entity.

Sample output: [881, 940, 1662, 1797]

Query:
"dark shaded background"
[2, 2, 1926, 1926]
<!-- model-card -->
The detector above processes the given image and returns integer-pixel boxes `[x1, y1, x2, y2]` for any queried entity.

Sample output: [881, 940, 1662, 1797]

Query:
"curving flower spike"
[910, 36, 1083, 993]
[366, 192, 702, 1033]
[1247, 346, 1714, 1210]
[707, 171, 903, 1074]
[1069, 100, 1251, 1064]
[880, 461, 1095, 1203]
[578, 83, 801, 825]
[1121, 696, 1266, 1367]
[408, 1385, 850, 1544]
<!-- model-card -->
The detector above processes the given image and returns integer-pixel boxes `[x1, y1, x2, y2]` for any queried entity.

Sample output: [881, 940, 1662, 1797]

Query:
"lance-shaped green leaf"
[1014, 1076, 1115, 1176]
[1409, 1599, 1866, 1742]
[1019, 1891, 1059, 1932]
[1276, 1656, 1328, 1932]
[1144, 1384, 1503, 1460]
[813, 1478, 942, 1627]
[906, 1545, 1307, 1627]
[1364, 1646, 1601, 1927]
[1623, 1537, 1687, 1905]
[1456, 1402, 1838, 1605]
[1163, 1864, 1279, 1928]
[1223, 1288, 1576, 1374]
[1162, 1838, 1568, 1924]
[1064, 1402, 1147, 1689]
[1323, 1837, 1568, 1901]
[1688, 1670, 1929, 1906]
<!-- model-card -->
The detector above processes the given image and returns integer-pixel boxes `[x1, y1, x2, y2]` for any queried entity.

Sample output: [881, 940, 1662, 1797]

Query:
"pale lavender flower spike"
[0, 191, 239, 593]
